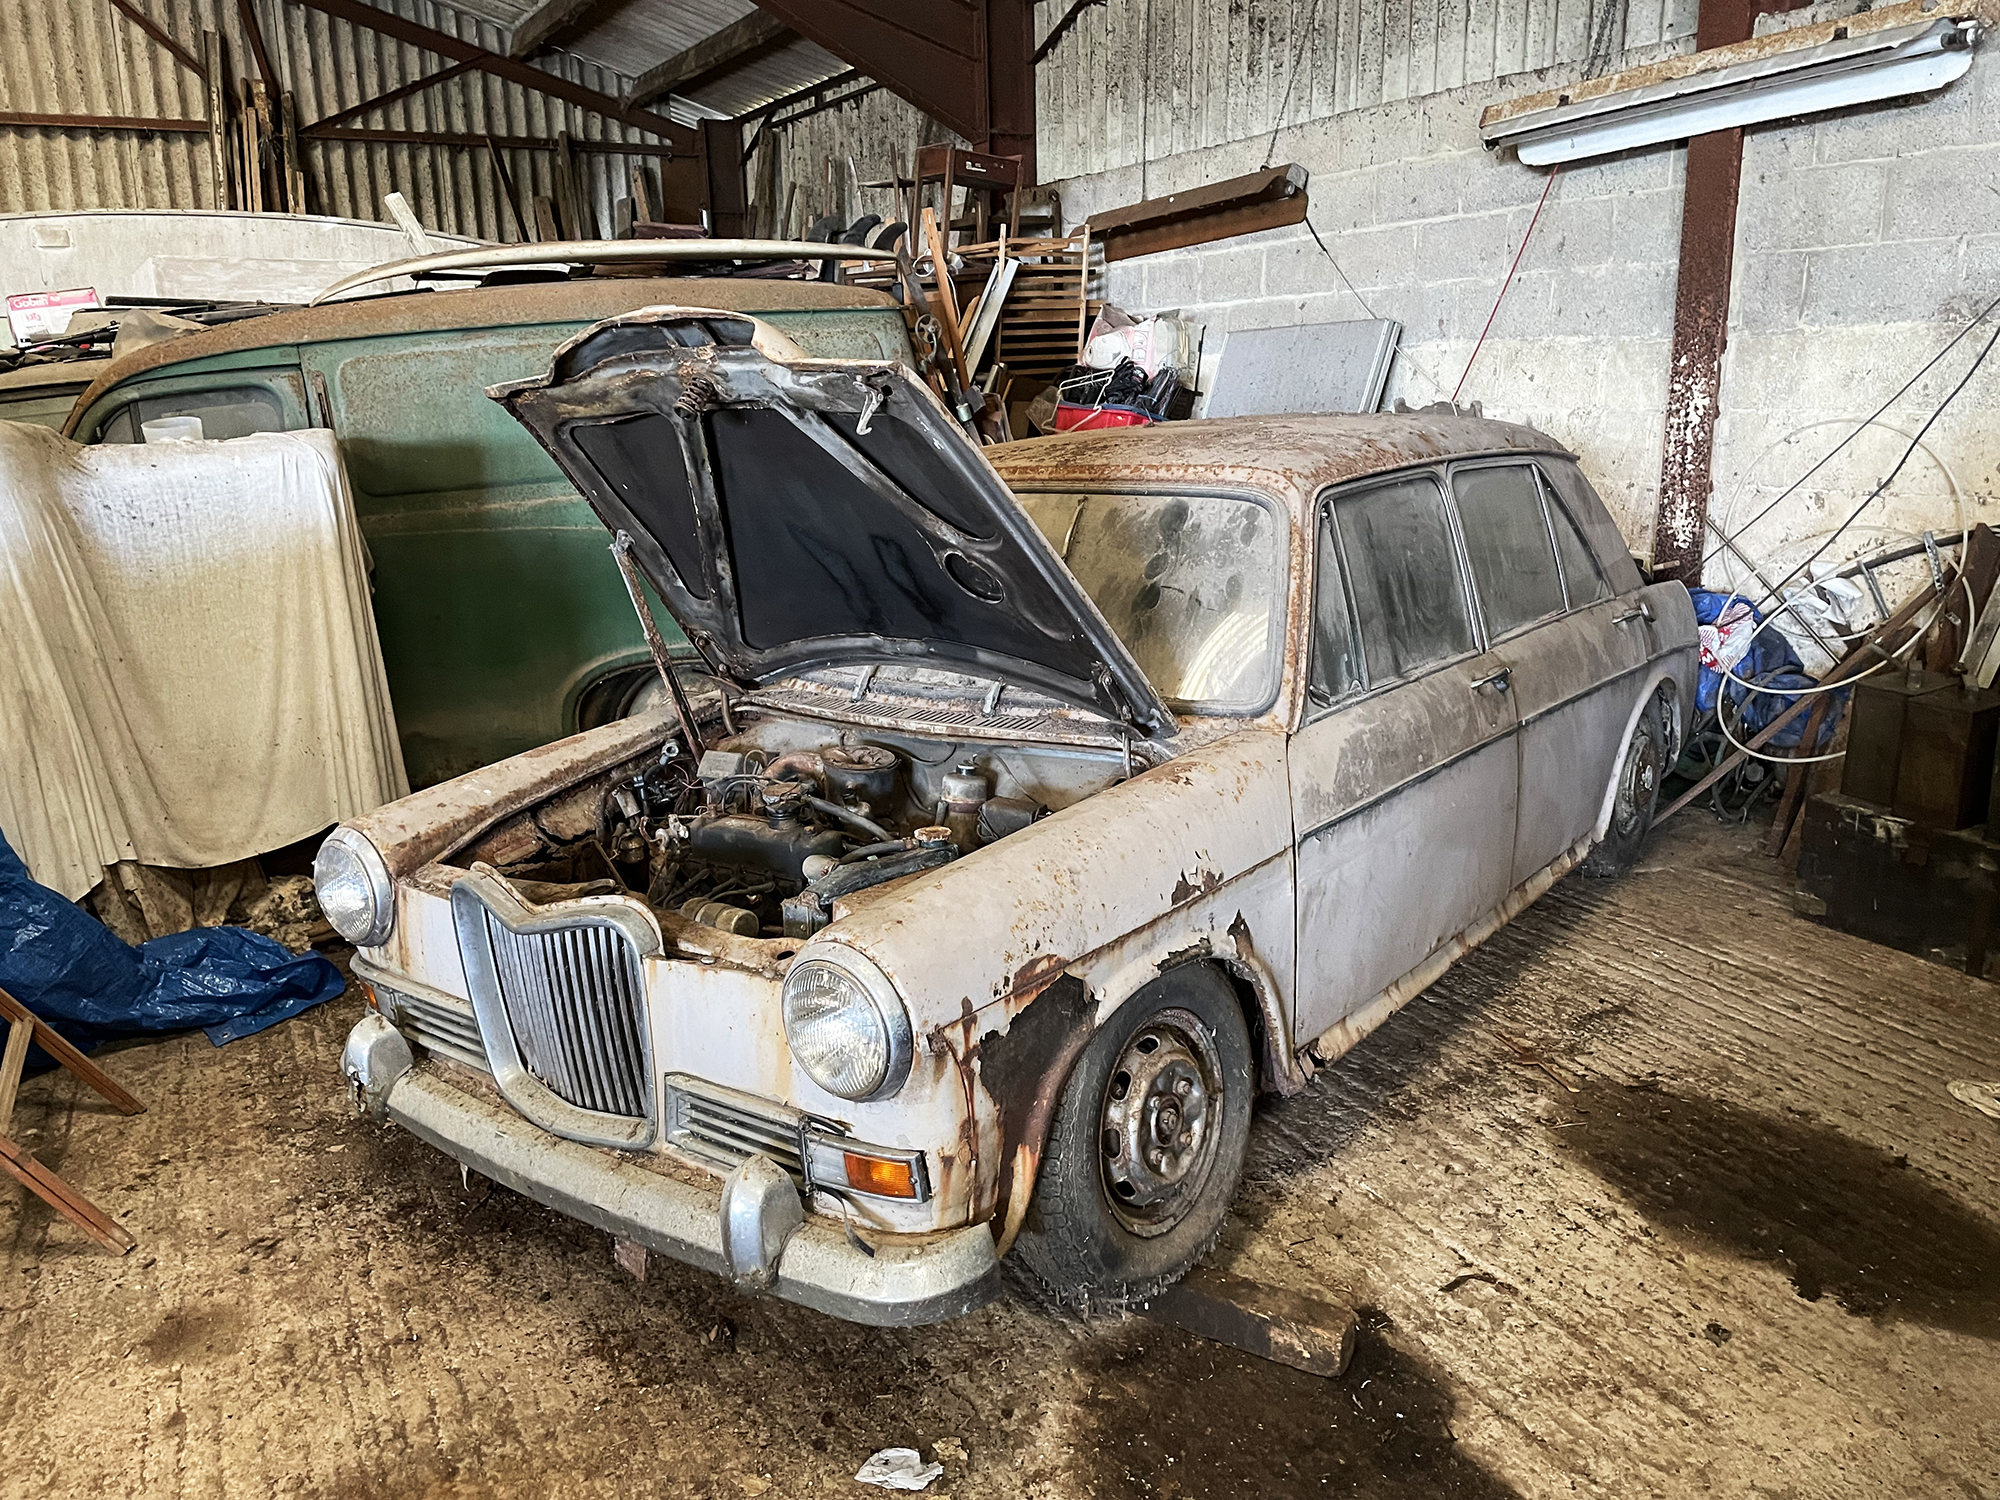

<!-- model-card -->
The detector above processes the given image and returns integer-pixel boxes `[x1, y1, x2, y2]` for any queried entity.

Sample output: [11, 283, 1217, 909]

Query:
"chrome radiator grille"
[485, 915, 649, 1119]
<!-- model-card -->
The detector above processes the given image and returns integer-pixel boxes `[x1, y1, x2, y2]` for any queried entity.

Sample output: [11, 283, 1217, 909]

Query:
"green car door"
[301, 324, 657, 786]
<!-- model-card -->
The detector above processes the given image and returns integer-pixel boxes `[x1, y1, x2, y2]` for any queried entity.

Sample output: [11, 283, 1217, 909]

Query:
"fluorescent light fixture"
[1481, 16, 1977, 167]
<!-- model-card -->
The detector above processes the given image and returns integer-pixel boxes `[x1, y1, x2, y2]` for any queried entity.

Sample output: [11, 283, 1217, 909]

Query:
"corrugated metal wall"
[747, 86, 960, 239]
[0, 0, 664, 241]
[747, 0, 1699, 228]
[1032, 0, 1699, 180]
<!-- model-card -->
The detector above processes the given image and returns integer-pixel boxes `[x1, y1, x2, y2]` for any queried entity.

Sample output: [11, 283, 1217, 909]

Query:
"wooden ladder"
[0, 985, 144, 1254]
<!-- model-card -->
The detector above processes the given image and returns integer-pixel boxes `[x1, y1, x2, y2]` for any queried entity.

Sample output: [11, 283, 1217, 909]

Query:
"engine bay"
[448, 709, 1132, 943]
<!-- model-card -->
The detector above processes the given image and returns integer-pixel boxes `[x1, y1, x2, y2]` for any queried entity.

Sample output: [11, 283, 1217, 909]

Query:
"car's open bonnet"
[492, 308, 1176, 739]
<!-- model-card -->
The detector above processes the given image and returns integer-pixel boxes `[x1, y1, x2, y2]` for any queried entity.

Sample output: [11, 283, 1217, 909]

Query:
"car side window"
[1453, 464, 1565, 637]
[1331, 474, 1474, 683]
[1307, 509, 1364, 708]
[1537, 458, 1644, 594]
[1539, 471, 1612, 606]
[90, 385, 288, 444]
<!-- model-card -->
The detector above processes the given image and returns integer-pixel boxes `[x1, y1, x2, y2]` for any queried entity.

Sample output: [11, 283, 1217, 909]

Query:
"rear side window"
[1542, 475, 1611, 606]
[1453, 464, 1565, 637]
[1537, 458, 1643, 593]
[1307, 511, 1364, 707]
[94, 385, 287, 444]
[1330, 475, 1474, 683]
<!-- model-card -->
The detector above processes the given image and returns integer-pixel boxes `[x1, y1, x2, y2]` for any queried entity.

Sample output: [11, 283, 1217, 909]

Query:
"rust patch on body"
[971, 975, 1096, 1245]
[1009, 952, 1072, 1002]
[1171, 867, 1223, 906]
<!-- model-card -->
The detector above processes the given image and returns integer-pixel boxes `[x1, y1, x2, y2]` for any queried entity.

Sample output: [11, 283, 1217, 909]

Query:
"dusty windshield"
[1017, 490, 1283, 712]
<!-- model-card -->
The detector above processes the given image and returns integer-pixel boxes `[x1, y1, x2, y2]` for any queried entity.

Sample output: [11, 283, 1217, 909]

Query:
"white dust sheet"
[0, 423, 407, 899]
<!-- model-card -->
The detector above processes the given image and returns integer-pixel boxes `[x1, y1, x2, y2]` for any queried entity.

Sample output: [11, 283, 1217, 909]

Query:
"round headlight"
[313, 827, 394, 947]
[781, 951, 913, 1101]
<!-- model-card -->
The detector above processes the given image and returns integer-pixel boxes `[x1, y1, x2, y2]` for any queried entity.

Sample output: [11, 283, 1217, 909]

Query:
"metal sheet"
[0, 0, 662, 244]
[1201, 318, 1400, 419]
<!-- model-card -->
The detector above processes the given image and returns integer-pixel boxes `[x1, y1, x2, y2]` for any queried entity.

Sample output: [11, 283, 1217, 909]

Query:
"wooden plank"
[0, 1017, 32, 1133]
[280, 90, 305, 213]
[205, 30, 229, 207]
[0, 988, 144, 1118]
[0, 1135, 136, 1255]
[922, 208, 971, 389]
[1142, 1268, 1358, 1377]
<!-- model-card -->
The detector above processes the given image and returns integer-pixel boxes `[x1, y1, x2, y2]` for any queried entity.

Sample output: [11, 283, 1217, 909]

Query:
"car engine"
[569, 733, 1057, 941]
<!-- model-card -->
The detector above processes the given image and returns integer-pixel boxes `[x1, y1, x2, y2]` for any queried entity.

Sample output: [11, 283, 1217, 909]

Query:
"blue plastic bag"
[0, 827, 345, 1064]
[1689, 589, 1843, 751]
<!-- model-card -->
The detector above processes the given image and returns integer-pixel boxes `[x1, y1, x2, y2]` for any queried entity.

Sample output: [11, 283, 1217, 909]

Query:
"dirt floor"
[4, 812, 1998, 1500]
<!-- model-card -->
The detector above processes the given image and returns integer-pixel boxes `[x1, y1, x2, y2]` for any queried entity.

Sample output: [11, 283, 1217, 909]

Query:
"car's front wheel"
[1583, 695, 1667, 878]
[1014, 965, 1253, 1307]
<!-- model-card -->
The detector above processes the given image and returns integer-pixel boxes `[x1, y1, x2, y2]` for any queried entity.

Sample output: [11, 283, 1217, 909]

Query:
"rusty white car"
[323, 307, 1697, 1325]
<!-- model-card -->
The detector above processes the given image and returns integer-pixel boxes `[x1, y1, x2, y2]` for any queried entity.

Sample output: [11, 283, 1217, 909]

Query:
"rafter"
[305, 57, 479, 131]
[744, 0, 1034, 177]
[286, 0, 693, 149]
[105, 0, 206, 81]
[507, 0, 616, 60]
[625, 10, 792, 108]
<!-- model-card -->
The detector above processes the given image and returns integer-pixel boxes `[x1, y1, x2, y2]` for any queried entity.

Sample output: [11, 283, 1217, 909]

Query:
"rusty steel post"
[1651, 0, 1809, 585]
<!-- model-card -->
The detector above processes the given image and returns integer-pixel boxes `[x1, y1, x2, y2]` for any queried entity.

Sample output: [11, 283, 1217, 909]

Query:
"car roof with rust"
[61, 277, 902, 431]
[987, 412, 1568, 518]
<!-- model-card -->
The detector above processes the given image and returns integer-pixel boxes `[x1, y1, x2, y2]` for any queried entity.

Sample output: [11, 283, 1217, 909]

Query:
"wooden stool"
[0, 985, 144, 1254]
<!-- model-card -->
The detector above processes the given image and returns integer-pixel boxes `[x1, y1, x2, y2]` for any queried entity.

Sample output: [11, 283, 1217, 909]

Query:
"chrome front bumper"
[340, 1015, 999, 1327]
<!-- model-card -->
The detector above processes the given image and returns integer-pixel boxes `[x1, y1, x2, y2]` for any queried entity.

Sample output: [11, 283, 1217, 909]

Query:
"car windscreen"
[1017, 490, 1284, 714]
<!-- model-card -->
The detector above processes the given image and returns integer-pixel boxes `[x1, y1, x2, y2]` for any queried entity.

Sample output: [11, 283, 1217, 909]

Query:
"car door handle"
[1614, 602, 1655, 626]
[1471, 667, 1511, 694]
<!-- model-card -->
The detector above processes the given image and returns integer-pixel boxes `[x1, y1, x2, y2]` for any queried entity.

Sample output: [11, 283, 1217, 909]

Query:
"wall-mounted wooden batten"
[1085, 164, 1309, 262]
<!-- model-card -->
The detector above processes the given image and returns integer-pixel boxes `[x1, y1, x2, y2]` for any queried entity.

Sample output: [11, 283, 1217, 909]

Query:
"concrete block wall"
[1053, 80, 1689, 547]
[1708, 41, 2000, 598]
[1051, 35, 2000, 582]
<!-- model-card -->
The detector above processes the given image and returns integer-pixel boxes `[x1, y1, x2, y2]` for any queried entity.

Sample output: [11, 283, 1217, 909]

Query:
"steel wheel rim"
[1613, 722, 1661, 837]
[1097, 1007, 1224, 1238]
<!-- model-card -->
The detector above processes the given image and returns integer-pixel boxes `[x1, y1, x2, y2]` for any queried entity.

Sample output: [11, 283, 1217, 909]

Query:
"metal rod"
[311, 236, 910, 303]
[610, 532, 704, 759]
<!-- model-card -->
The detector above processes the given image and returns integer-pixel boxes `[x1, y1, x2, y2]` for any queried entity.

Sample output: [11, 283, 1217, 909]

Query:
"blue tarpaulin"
[0, 827, 345, 1066]
[1690, 589, 1842, 751]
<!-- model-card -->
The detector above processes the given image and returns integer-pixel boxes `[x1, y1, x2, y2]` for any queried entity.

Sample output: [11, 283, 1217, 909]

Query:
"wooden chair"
[0, 985, 143, 1254]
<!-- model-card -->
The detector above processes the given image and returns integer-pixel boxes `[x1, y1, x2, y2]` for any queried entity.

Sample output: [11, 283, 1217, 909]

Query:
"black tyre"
[1013, 965, 1254, 1307]
[1582, 696, 1667, 878]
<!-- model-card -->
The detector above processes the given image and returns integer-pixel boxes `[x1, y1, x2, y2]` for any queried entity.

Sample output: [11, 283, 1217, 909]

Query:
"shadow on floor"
[1559, 1080, 2000, 1339]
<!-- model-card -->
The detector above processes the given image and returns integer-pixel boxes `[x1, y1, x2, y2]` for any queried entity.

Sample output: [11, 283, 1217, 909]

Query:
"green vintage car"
[59, 269, 917, 788]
